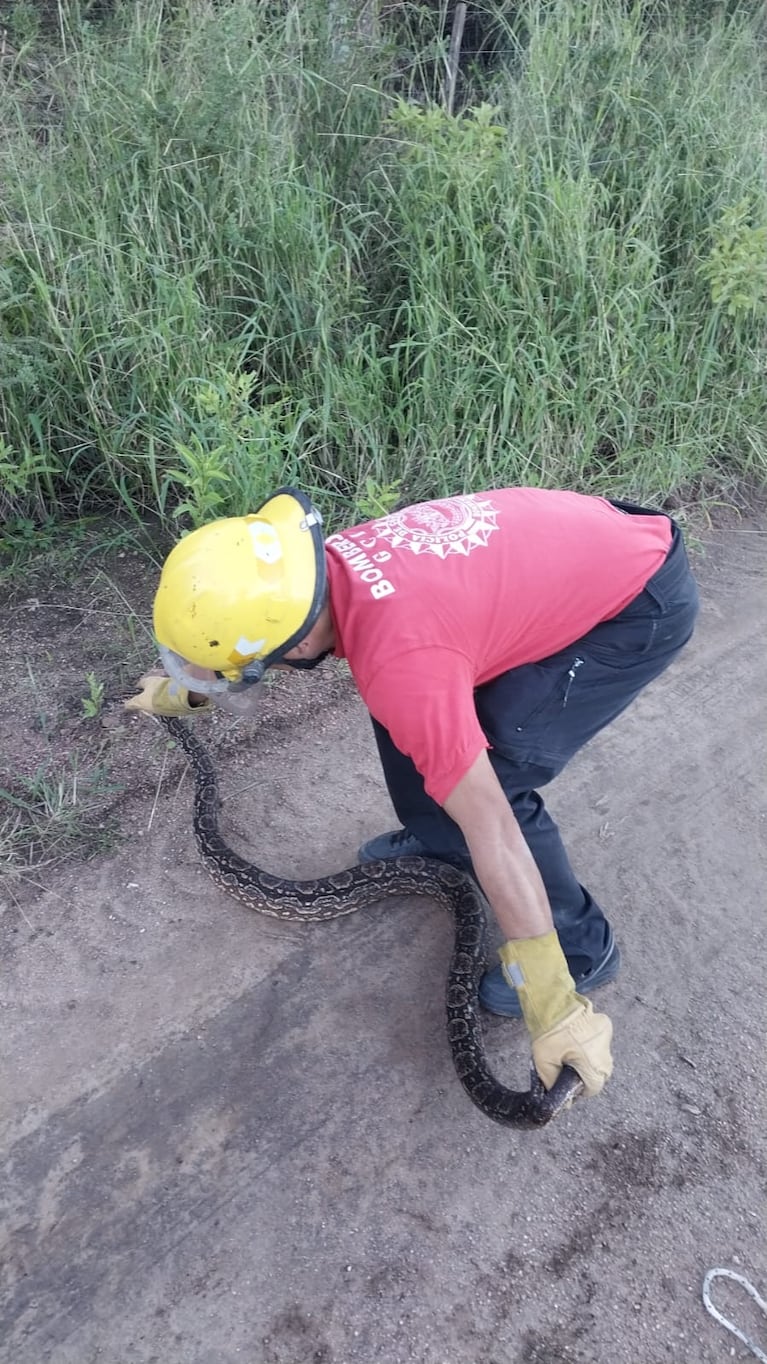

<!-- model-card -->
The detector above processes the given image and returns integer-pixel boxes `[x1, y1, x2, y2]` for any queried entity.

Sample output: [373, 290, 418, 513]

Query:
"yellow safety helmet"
[153, 487, 327, 691]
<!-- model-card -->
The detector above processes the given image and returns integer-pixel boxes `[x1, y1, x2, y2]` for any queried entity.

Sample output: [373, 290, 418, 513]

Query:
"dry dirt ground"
[1, 509, 765, 1364]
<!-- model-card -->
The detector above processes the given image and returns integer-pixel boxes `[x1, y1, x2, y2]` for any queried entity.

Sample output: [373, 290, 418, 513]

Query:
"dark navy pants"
[370, 505, 700, 977]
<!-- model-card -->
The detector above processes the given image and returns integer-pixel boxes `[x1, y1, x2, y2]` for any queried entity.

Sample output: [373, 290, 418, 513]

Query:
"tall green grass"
[1, 0, 765, 534]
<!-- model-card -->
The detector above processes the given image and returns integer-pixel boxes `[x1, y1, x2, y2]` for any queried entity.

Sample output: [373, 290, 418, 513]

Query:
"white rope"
[702, 1268, 767, 1362]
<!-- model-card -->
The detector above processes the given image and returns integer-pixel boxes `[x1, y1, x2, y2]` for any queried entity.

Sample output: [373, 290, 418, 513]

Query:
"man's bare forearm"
[443, 749, 555, 942]
[466, 818, 554, 941]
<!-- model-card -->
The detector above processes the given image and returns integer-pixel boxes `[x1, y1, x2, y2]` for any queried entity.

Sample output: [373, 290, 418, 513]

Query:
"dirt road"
[2, 515, 765, 1364]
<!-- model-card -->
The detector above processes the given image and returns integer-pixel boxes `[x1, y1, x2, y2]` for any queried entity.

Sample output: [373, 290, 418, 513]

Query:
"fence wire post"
[446, 2, 467, 116]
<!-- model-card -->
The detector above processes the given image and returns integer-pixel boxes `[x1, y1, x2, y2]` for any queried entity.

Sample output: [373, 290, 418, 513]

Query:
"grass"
[0, 0, 765, 537]
[0, 547, 156, 886]
[0, 754, 119, 880]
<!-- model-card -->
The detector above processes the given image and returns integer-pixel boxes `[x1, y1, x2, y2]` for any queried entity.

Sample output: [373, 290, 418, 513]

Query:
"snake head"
[527, 1062, 584, 1125]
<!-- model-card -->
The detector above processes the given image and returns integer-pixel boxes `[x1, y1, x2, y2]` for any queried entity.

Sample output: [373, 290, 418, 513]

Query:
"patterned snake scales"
[162, 715, 584, 1128]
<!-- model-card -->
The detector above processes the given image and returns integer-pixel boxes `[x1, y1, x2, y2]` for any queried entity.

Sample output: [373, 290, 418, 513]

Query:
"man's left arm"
[443, 751, 613, 1098]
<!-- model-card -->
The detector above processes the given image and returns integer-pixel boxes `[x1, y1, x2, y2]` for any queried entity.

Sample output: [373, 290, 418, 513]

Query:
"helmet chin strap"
[280, 649, 332, 671]
[235, 641, 331, 683]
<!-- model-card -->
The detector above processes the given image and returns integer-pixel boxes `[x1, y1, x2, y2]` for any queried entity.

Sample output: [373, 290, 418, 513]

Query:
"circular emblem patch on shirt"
[372, 494, 500, 558]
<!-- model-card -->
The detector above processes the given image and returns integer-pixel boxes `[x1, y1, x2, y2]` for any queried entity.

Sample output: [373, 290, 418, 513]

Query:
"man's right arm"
[443, 749, 613, 1099]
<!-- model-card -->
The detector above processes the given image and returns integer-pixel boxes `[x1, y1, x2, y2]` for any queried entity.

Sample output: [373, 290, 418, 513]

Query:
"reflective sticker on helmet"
[233, 635, 267, 659]
[247, 521, 282, 564]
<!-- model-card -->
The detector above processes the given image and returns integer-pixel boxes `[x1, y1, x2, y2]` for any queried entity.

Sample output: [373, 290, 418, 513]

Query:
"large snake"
[161, 715, 584, 1127]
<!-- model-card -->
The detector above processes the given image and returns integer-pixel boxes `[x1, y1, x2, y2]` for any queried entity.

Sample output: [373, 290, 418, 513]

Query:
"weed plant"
[0, 755, 118, 878]
[0, 0, 765, 533]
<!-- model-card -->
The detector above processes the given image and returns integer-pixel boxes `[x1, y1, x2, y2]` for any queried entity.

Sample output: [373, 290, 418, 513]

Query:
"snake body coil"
[162, 715, 583, 1128]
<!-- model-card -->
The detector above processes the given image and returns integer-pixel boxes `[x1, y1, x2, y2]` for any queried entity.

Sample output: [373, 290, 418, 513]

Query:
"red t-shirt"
[326, 488, 672, 804]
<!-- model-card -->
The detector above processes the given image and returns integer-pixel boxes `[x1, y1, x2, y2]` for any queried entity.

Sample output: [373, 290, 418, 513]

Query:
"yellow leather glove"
[124, 673, 210, 718]
[498, 932, 613, 1097]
